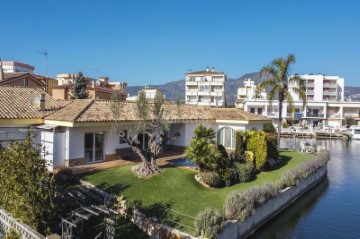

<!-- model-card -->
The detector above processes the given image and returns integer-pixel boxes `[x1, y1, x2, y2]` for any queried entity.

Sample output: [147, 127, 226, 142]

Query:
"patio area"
[70, 150, 185, 175]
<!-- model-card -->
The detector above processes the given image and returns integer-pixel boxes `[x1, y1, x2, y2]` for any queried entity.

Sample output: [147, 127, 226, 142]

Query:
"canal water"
[250, 138, 360, 239]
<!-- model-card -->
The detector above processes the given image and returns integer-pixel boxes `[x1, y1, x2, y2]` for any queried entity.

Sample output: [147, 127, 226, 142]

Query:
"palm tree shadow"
[141, 201, 184, 229]
[265, 154, 292, 172]
[96, 182, 131, 195]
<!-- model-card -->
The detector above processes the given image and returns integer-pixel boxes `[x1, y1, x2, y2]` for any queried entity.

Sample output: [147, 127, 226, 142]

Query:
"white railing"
[0, 207, 45, 239]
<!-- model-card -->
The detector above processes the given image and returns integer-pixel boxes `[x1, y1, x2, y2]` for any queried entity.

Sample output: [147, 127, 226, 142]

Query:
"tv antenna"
[36, 50, 48, 77]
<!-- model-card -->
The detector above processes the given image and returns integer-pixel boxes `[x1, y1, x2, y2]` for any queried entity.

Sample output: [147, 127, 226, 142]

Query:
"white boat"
[349, 126, 360, 140]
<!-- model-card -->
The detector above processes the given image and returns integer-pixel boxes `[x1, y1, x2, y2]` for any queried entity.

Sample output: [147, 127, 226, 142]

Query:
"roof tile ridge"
[73, 99, 95, 121]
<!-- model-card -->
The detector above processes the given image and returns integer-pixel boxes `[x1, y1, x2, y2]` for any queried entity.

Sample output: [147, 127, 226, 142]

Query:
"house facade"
[185, 67, 226, 107]
[0, 86, 270, 171]
[41, 101, 269, 171]
[236, 74, 358, 127]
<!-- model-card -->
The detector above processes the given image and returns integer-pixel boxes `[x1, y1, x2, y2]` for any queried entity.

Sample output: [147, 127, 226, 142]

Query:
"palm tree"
[185, 124, 221, 172]
[255, 54, 306, 147]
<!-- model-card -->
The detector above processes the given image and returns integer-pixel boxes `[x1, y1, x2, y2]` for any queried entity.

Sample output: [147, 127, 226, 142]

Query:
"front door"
[84, 132, 104, 163]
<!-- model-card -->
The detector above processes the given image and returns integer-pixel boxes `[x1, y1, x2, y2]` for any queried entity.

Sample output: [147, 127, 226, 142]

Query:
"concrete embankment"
[218, 164, 328, 239]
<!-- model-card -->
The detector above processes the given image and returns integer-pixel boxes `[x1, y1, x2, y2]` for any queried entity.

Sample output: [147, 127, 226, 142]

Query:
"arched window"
[217, 127, 236, 149]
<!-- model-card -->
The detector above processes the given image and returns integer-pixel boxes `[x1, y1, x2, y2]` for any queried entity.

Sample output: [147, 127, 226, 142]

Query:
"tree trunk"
[278, 100, 283, 148]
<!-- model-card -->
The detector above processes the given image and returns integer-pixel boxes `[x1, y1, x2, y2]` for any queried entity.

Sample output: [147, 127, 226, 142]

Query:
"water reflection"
[249, 179, 329, 239]
[251, 138, 360, 239]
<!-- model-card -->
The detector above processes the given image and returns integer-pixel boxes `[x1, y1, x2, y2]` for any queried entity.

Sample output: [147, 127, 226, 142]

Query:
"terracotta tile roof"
[0, 72, 46, 86]
[0, 86, 71, 119]
[208, 108, 269, 121]
[45, 99, 270, 123]
[3, 72, 28, 80]
[45, 99, 93, 122]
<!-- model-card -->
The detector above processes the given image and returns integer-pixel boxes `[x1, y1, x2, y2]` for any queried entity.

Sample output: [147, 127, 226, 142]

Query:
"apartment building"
[53, 73, 127, 100]
[237, 74, 358, 127]
[0, 61, 35, 74]
[185, 67, 226, 107]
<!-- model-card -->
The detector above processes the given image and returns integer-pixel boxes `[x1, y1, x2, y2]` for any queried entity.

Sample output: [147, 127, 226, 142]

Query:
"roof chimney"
[206, 66, 209, 72]
[211, 67, 215, 72]
[40, 93, 46, 111]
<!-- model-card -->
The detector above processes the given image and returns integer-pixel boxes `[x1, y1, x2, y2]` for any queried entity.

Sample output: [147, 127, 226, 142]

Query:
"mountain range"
[126, 73, 360, 105]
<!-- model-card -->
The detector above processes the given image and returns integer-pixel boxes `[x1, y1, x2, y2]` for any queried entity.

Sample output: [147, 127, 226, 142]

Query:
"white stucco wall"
[170, 122, 214, 147]
[67, 125, 135, 160]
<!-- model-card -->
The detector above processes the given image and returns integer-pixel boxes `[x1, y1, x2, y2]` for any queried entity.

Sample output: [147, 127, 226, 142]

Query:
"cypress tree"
[71, 72, 89, 99]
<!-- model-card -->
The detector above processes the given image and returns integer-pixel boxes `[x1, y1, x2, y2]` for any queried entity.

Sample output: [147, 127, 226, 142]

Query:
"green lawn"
[83, 150, 314, 235]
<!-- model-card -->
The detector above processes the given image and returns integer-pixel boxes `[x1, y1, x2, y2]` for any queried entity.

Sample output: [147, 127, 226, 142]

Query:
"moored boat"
[349, 126, 360, 140]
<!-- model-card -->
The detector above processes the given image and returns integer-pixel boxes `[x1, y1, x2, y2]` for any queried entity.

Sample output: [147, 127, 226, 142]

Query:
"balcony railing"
[323, 91, 337, 95]
[306, 113, 324, 118]
[323, 83, 337, 88]
[306, 90, 314, 95]
[306, 83, 314, 88]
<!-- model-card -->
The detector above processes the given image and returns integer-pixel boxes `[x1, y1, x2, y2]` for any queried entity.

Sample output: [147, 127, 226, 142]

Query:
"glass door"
[84, 132, 104, 163]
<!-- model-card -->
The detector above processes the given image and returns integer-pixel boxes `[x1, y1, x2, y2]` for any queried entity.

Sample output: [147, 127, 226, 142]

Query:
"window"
[217, 127, 236, 149]
[119, 130, 128, 144]
[250, 108, 255, 113]
[24, 79, 29, 87]
[257, 108, 262, 115]
[84, 132, 104, 163]
[199, 85, 210, 92]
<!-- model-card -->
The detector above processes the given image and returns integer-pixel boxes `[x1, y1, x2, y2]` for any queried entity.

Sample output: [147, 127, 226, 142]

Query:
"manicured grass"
[83, 150, 314, 235]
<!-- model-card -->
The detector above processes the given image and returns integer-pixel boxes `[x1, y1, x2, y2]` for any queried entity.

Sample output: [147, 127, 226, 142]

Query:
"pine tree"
[71, 72, 89, 99]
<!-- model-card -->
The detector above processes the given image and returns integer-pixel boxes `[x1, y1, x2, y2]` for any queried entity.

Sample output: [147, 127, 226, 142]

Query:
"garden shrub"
[3, 229, 21, 239]
[195, 208, 224, 239]
[246, 131, 267, 169]
[266, 135, 279, 160]
[224, 150, 330, 222]
[200, 171, 223, 188]
[263, 122, 276, 133]
[235, 162, 254, 183]
[125, 199, 143, 216]
[282, 121, 289, 128]
[244, 151, 254, 163]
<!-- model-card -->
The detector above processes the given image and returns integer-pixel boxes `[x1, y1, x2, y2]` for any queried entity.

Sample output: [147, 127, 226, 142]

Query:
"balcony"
[186, 91, 198, 96]
[306, 113, 324, 118]
[323, 83, 337, 88]
[306, 83, 314, 88]
[306, 90, 314, 95]
[344, 113, 359, 118]
[186, 81, 198, 85]
[323, 91, 337, 95]
[294, 113, 304, 119]
[210, 81, 224, 86]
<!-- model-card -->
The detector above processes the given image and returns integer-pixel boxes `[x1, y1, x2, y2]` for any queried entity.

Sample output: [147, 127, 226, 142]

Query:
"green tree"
[71, 72, 89, 99]
[345, 116, 356, 126]
[0, 134, 59, 234]
[255, 54, 306, 147]
[185, 124, 221, 172]
[111, 91, 180, 177]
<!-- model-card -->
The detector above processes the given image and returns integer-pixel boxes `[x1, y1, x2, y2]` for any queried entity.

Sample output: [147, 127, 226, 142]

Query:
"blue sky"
[1, 0, 360, 86]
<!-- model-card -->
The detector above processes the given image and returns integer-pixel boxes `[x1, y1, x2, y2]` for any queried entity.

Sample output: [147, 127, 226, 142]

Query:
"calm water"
[250, 138, 360, 239]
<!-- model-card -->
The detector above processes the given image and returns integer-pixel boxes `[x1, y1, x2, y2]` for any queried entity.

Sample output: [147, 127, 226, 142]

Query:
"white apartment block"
[0, 61, 35, 73]
[237, 74, 359, 128]
[185, 67, 226, 107]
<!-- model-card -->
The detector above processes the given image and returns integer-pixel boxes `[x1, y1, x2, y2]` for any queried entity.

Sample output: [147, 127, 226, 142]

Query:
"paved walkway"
[71, 151, 185, 175]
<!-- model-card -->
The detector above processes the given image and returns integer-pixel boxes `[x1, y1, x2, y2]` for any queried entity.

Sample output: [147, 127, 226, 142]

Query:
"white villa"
[0, 86, 270, 172]
[185, 67, 226, 107]
[236, 74, 360, 128]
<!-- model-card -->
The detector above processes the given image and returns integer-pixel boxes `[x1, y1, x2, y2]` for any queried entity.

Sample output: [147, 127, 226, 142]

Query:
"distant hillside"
[126, 73, 360, 105]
